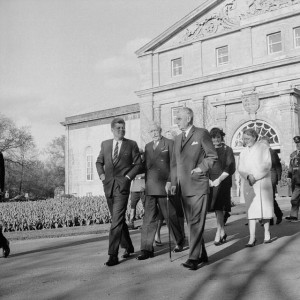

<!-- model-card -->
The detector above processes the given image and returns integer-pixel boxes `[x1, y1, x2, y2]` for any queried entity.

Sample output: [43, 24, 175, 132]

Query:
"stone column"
[192, 95, 205, 127]
[139, 93, 154, 146]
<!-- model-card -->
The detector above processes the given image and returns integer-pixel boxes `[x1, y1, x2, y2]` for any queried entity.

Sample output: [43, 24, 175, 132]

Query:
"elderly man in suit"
[96, 117, 142, 266]
[171, 107, 218, 270]
[137, 122, 185, 260]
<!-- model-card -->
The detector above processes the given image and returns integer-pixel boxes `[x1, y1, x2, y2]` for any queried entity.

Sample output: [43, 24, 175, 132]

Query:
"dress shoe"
[104, 255, 119, 267]
[136, 250, 154, 260]
[214, 240, 222, 246]
[276, 216, 282, 225]
[221, 233, 227, 243]
[198, 255, 208, 264]
[181, 259, 198, 270]
[122, 247, 134, 258]
[245, 238, 257, 247]
[285, 216, 298, 222]
[173, 244, 183, 253]
[264, 239, 272, 244]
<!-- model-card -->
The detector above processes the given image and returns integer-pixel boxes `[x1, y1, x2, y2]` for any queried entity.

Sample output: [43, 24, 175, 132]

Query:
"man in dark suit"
[96, 117, 142, 266]
[260, 136, 283, 224]
[137, 122, 185, 260]
[0, 150, 10, 258]
[0, 151, 4, 200]
[171, 107, 218, 270]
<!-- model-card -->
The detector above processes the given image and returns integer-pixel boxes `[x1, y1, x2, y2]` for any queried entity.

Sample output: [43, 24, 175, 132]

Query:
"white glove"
[209, 180, 213, 187]
[212, 178, 221, 187]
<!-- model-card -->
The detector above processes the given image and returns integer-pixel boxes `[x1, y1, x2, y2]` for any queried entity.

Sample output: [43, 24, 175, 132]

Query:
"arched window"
[232, 120, 280, 152]
[86, 147, 93, 181]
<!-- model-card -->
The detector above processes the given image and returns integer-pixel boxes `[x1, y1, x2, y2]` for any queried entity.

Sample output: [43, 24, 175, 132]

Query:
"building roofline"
[135, 0, 220, 57]
[61, 103, 140, 126]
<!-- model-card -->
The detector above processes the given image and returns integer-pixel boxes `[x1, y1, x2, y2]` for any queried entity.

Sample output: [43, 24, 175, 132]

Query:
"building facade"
[64, 0, 300, 196]
[62, 104, 141, 196]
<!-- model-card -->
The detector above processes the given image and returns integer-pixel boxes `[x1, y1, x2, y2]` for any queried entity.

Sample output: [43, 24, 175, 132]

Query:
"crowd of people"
[0, 196, 144, 232]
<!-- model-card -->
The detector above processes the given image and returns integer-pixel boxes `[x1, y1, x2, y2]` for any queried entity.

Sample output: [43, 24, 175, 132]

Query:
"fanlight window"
[232, 121, 279, 151]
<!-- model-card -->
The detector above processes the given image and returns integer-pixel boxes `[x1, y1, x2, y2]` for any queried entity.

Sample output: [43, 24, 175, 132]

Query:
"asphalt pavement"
[0, 197, 299, 300]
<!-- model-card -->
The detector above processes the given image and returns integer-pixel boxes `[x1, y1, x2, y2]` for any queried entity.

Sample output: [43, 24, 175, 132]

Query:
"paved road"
[0, 198, 299, 300]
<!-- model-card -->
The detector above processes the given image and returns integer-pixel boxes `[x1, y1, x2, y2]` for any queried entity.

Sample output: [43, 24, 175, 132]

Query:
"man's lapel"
[153, 137, 165, 159]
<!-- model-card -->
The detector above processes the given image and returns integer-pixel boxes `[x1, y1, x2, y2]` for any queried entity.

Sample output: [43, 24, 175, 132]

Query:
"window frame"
[216, 45, 229, 66]
[267, 32, 282, 54]
[171, 57, 183, 77]
[171, 106, 183, 126]
[294, 27, 300, 48]
[86, 148, 93, 181]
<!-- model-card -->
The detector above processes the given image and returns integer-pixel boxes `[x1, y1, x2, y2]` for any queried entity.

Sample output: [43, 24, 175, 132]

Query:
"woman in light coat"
[238, 128, 273, 246]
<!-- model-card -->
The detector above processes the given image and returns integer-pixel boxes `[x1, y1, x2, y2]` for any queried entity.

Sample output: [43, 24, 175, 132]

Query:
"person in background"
[208, 127, 235, 245]
[260, 136, 283, 225]
[128, 148, 145, 230]
[0, 150, 10, 257]
[285, 136, 300, 222]
[238, 128, 273, 247]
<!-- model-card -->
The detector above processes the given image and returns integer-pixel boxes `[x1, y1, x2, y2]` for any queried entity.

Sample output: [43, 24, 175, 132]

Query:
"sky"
[0, 0, 202, 151]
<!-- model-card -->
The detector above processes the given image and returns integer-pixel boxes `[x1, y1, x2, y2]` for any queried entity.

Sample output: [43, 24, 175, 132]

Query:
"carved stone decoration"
[177, 0, 299, 44]
[242, 93, 260, 114]
[244, 0, 300, 18]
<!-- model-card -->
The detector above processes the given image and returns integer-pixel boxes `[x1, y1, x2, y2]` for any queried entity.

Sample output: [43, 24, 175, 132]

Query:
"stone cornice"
[211, 88, 300, 107]
[61, 103, 140, 126]
[135, 56, 300, 97]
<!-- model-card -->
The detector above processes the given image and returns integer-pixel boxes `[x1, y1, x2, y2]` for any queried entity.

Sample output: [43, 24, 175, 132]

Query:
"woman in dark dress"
[209, 128, 236, 245]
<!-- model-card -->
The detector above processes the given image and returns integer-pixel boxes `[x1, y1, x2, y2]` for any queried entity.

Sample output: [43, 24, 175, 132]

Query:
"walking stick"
[166, 193, 172, 262]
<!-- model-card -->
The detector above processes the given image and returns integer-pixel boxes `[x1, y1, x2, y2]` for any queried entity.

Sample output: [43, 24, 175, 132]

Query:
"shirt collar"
[183, 125, 192, 137]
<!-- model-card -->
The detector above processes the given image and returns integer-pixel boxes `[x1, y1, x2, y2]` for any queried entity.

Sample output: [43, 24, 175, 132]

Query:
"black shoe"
[122, 247, 134, 258]
[264, 238, 272, 244]
[221, 233, 227, 243]
[182, 259, 199, 270]
[214, 240, 222, 246]
[173, 244, 183, 253]
[105, 255, 119, 267]
[276, 216, 282, 225]
[198, 256, 209, 264]
[285, 216, 298, 222]
[136, 250, 154, 260]
[245, 238, 257, 247]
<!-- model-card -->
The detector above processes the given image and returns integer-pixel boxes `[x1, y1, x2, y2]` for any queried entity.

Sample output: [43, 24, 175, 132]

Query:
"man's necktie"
[182, 131, 186, 143]
[113, 142, 119, 165]
[153, 141, 158, 150]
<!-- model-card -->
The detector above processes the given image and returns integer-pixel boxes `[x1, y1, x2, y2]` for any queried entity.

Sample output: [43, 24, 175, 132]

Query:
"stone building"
[63, 0, 300, 196]
[61, 104, 140, 196]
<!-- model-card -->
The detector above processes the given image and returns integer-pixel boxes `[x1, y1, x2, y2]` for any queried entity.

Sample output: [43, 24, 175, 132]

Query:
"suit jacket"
[145, 136, 173, 196]
[269, 148, 282, 186]
[96, 138, 142, 196]
[171, 126, 218, 197]
[0, 152, 5, 192]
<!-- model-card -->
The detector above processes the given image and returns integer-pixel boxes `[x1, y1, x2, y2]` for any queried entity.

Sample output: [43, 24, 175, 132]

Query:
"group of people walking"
[96, 106, 300, 270]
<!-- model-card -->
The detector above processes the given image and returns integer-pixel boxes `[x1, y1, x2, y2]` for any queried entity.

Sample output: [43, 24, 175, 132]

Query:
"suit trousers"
[181, 193, 208, 261]
[141, 195, 184, 253]
[272, 183, 283, 219]
[290, 185, 300, 218]
[106, 185, 134, 256]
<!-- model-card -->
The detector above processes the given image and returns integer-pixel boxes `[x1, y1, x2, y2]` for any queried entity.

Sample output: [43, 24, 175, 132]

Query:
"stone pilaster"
[139, 93, 154, 146]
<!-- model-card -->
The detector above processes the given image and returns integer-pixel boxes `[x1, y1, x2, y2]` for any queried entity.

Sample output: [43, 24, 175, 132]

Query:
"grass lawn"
[5, 224, 112, 241]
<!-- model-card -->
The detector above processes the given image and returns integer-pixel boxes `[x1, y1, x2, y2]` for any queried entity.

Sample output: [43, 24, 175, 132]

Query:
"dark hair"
[243, 128, 258, 141]
[111, 117, 125, 128]
[210, 127, 225, 140]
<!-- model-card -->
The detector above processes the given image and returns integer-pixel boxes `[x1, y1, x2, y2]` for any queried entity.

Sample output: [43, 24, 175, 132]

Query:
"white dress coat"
[238, 142, 273, 220]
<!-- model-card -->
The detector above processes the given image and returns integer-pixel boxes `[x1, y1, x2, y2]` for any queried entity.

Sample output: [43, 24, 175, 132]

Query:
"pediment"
[136, 0, 300, 56]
